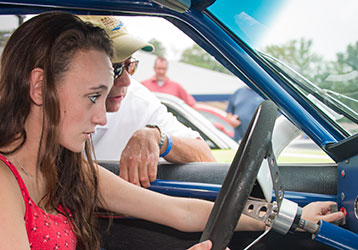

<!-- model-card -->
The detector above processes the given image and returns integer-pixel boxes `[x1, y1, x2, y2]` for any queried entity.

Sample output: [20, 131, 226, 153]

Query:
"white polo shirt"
[92, 78, 200, 161]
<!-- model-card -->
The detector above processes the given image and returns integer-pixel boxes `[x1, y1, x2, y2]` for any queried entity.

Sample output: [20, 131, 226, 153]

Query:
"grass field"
[278, 148, 334, 163]
[211, 148, 334, 164]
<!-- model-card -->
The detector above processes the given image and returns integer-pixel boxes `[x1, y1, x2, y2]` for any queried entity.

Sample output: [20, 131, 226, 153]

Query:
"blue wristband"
[160, 134, 172, 157]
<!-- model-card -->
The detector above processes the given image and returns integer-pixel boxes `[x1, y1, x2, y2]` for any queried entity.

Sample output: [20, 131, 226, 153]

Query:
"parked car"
[157, 92, 333, 164]
[155, 93, 237, 151]
[155, 93, 238, 162]
[194, 103, 235, 138]
[1, 1, 357, 250]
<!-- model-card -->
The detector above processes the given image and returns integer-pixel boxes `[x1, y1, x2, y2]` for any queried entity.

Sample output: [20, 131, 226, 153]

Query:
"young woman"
[0, 12, 344, 250]
[0, 12, 114, 250]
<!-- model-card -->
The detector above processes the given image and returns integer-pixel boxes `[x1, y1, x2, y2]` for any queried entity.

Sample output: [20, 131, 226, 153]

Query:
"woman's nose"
[92, 104, 107, 126]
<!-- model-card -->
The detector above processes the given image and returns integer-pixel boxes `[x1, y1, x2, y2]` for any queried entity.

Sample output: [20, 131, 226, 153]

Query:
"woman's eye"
[89, 94, 100, 104]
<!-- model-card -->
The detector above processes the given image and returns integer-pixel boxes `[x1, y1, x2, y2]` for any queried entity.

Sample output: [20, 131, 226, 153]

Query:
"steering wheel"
[200, 100, 278, 250]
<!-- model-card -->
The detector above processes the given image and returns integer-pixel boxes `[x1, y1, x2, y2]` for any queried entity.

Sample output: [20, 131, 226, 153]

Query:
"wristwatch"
[145, 124, 166, 149]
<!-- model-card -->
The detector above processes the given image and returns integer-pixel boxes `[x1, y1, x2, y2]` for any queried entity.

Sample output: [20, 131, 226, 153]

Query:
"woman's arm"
[97, 165, 264, 232]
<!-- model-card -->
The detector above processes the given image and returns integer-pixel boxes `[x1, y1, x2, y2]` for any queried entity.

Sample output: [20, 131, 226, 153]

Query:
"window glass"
[208, 0, 358, 135]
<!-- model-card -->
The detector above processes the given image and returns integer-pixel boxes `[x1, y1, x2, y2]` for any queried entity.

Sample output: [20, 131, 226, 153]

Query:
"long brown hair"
[0, 12, 113, 250]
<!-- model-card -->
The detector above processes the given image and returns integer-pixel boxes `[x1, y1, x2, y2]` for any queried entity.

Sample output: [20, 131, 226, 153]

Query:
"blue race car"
[0, 1, 357, 249]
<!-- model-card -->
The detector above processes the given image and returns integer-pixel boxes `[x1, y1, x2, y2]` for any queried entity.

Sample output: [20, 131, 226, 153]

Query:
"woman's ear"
[29, 68, 44, 106]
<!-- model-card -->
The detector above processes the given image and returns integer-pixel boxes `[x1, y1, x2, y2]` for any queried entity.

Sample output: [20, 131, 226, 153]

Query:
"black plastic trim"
[325, 134, 358, 162]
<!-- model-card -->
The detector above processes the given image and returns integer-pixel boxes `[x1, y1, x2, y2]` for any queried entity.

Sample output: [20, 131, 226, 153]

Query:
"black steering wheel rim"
[200, 100, 278, 250]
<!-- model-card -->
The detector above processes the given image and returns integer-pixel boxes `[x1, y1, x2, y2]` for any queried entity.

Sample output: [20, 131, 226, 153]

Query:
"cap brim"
[112, 34, 154, 63]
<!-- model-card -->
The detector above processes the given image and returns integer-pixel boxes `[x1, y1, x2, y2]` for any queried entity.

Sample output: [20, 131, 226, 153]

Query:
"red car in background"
[194, 103, 234, 138]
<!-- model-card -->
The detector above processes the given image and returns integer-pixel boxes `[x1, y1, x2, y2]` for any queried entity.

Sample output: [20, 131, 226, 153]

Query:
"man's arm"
[119, 126, 215, 187]
[176, 83, 196, 107]
[160, 134, 215, 163]
[118, 79, 215, 187]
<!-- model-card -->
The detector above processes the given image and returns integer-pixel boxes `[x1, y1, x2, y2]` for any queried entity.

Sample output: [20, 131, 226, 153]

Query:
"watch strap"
[160, 134, 172, 157]
[145, 124, 166, 149]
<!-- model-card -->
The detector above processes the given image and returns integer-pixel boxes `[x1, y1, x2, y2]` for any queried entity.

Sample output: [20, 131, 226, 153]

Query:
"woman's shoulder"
[0, 156, 30, 248]
[0, 157, 23, 194]
[0, 157, 17, 183]
[0, 157, 25, 213]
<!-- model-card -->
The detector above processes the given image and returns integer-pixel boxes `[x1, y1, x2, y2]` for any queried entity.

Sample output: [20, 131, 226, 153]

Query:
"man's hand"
[119, 126, 215, 187]
[119, 127, 160, 188]
[226, 113, 241, 128]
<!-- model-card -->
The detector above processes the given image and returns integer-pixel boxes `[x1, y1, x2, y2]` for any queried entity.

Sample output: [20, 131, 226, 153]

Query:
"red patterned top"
[0, 155, 77, 249]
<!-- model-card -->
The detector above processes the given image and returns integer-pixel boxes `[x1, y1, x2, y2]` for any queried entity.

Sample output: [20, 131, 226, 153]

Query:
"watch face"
[146, 124, 165, 148]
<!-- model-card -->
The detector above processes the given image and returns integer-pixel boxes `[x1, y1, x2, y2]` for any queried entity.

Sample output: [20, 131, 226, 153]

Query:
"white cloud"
[121, 16, 194, 60]
[260, 0, 358, 60]
[0, 15, 19, 31]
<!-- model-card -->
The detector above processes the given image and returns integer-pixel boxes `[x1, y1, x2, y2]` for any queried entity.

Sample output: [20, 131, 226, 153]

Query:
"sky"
[121, 0, 358, 61]
[0, 15, 18, 30]
[0, 14, 193, 60]
[121, 16, 194, 60]
[261, 0, 358, 60]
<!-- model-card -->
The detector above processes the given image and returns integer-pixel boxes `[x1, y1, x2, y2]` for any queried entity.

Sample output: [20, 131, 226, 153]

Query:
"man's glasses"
[113, 57, 139, 79]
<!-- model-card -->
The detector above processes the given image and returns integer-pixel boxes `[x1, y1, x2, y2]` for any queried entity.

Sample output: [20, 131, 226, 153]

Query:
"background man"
[226, 86, 265, 142]
[81, 16, 215, 187]
[141, 56, 197, 107]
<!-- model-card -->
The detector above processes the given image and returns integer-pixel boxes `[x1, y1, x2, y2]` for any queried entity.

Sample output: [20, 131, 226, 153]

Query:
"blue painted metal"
[273, 191, 336, 208]
[337, 155, 358, 233]
[192, 94, 230, 102]
[150, 180, 336, 206]
[149, 179, 221, 200]
[314, 220, 358, 250]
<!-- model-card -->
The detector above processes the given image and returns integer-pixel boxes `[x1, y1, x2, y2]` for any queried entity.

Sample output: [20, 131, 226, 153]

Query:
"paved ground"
[212, 137, 335, 163]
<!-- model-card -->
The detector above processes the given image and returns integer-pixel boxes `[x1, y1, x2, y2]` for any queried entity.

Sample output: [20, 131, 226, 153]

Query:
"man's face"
[154, 59, 168, 82]
[105, 58, 133, 112]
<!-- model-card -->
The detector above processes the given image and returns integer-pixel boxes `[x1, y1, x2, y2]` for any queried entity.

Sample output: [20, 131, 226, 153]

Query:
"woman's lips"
[83, 132, 93, 139]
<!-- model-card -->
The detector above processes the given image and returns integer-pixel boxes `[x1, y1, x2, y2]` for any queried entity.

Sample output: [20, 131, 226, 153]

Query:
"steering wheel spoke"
[266, 144, 285, 210]
[243, 198, 278, 227]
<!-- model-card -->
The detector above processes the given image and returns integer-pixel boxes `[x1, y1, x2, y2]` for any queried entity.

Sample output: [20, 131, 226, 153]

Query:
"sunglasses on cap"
[113, 57, 139, 79]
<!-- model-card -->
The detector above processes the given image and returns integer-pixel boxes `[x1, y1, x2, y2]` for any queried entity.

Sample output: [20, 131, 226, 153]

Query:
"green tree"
[180, 44, 231, 74]
[335, 41, 358, 72]
[264, 38, 328, 84]
[265, 38, 358, 123]
[148, 38, 166, 57]
[0, 31, 11, 47]
[324, 41, 358, 114]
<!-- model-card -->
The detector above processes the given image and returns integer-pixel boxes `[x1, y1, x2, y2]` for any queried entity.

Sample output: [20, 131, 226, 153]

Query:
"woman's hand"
[187, 240, 212, 250]
[187, 240, 230, 250]
[302, 201, 345, 224]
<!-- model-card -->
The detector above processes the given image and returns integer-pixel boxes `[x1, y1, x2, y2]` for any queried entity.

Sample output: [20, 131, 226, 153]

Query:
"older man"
[81, 16, 215, 187]
[142, 56, 197, 107]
